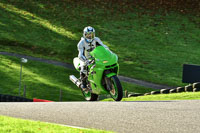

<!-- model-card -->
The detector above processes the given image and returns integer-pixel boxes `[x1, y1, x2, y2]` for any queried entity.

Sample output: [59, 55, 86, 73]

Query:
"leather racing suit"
[77, 37, 109, 75]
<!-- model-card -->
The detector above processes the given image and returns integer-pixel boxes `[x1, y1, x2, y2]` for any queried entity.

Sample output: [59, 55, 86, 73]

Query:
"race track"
[0, 100, 200, 133]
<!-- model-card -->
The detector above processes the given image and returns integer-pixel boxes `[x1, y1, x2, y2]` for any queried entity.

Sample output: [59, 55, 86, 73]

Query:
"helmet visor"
[85, 32, 95, 39]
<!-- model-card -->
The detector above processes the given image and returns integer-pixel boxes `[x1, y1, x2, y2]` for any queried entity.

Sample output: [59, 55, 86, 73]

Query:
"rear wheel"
[81, 82, 98, 101]
[82, 90, 98, 101]
[106, 76, 123, 101]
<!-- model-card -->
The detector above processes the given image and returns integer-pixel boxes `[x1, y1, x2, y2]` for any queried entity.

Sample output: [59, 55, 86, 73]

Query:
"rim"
[82, 82, 92, 101]
[110, 78, 118, 99]
[110, 84, 116, 95]
[82, 88, 91, 100]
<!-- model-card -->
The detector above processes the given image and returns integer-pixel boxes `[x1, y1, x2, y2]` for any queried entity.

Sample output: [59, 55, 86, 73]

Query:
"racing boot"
[80, 72, 87, 91]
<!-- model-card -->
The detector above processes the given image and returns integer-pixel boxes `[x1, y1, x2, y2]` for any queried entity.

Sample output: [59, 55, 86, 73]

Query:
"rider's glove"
[85, 60, 90, 65]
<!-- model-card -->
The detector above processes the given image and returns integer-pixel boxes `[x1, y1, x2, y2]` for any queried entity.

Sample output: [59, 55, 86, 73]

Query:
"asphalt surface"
[0, 100, 200, 133]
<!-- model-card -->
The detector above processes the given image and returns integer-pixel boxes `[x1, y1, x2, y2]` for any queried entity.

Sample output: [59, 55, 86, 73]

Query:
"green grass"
[0, 54, 84, 101]
[102, 92, 200, 101]
[0, 0, 199, 87]
[121, 82, 159, 94]
[0, 115, 114, 133]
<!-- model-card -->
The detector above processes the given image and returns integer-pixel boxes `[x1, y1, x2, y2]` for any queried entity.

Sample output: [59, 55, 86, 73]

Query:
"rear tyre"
[81, 82, 98, 101]
[108, 76, 123, 101]
[82, 90, 98, 101]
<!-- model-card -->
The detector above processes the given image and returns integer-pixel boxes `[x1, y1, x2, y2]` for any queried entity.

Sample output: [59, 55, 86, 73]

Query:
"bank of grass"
[0, 115, 113, 133]
[1, 54, 155, 101]
[0, 54, 84, 101]
[102, 92, 200, 101]
[0, 0, 199, 87]
[121, 82, 159, 94]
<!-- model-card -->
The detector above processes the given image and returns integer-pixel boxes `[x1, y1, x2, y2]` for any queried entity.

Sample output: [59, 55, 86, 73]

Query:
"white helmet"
[83, 26, 95, 43]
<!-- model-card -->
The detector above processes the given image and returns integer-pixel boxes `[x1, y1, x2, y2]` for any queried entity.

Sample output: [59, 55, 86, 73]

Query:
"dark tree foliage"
[5, 0, 200, 16]
[61, 0, 200, 15]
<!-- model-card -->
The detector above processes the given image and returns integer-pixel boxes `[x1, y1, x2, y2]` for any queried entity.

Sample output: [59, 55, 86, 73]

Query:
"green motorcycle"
[70, 45, 123, 101]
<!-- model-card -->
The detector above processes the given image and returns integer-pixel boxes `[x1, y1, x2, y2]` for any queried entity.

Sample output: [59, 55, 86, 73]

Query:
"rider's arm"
[77, 40, 87, 62]
[95, 37, 109, 49]
[95, 37, 115, 54]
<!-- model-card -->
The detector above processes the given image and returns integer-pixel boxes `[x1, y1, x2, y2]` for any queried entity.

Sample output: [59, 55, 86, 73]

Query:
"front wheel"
[107, 76, 123, 101]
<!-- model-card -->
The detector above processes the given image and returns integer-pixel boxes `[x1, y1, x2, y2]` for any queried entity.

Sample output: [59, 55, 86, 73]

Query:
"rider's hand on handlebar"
[85, 59, 94, 66]
[85, 60, 90, 65]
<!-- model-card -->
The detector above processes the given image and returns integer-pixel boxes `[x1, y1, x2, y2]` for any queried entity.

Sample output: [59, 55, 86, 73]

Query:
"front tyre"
[109, 76, 123, 101]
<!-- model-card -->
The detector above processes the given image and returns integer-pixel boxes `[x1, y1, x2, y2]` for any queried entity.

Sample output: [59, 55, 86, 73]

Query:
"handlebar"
[86, 59, 95, 66]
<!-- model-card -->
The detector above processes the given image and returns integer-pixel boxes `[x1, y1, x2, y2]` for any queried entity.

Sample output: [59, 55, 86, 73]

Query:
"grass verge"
[102, 92, 200, 101]
[0, 54, 84, 101]
[121, 82, 159, 94]
[0, 115, 114, 133]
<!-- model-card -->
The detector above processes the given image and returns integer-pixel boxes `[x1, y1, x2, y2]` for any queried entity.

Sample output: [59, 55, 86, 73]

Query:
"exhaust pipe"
[69, 75, 81, 88]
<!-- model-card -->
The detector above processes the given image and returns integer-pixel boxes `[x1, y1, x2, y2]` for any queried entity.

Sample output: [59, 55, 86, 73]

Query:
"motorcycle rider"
[77, 26, 109, 90]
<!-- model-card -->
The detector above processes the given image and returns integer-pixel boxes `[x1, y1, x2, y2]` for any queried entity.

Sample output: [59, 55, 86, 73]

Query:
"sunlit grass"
[0, 115, 114, 133]
[0, 2, 77, 39]
[102, 92, 200, 101]
[0, 54, 84, 101]
[0, 21, 6, 26]
[121, 82, 159, 94]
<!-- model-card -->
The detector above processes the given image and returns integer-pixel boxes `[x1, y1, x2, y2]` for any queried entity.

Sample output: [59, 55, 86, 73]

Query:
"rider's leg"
[80, 62, 87, 90]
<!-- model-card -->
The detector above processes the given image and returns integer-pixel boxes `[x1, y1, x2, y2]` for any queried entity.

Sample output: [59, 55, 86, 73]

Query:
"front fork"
[104, 77, 112, 91]
[104, 72, 117, 91]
